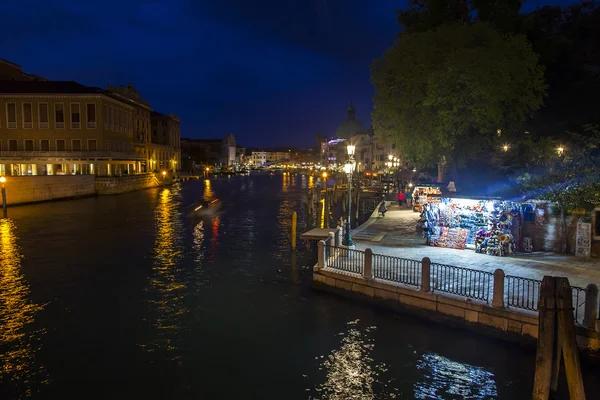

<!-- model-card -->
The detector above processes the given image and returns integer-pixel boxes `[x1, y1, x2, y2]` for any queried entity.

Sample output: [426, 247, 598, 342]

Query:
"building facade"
[0, 60, 181, 176]
[249, 150, 291, 167]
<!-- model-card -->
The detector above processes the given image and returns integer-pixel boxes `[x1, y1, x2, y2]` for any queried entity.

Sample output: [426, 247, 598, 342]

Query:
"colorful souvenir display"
[425, 198, 524, 256]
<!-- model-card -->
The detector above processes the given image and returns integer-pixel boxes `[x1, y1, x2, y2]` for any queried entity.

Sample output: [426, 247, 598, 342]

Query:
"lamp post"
[0, 176, 7, 218]
[343, 145, 356, 248]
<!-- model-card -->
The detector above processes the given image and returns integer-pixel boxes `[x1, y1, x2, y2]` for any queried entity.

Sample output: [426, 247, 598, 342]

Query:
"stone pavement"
[351, 202, 600, 289]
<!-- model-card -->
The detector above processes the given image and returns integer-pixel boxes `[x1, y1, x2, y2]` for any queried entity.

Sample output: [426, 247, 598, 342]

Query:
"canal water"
[1, 173, 598, 399]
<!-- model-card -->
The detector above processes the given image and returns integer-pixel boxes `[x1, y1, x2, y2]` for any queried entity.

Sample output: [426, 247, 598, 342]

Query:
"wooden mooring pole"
[291, 211, 297, 250]
[533, 276, 586, 400]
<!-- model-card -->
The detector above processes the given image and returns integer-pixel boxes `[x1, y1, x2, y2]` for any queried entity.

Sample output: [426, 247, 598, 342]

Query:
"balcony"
[0, 150, 146, 161]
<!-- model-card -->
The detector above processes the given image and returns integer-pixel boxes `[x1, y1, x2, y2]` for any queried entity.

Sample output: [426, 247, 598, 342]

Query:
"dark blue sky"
[0, 0, 578, 148]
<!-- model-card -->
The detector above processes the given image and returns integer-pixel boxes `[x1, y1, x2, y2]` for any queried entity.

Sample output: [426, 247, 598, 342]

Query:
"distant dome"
[336, 101, 364, 139]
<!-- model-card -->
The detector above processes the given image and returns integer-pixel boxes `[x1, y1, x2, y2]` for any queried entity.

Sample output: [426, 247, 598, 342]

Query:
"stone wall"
[95, 173, 168, 195]
[522, 201, 581, 254]
[313, 268, 600, 354]
[2, 175, 96, 205]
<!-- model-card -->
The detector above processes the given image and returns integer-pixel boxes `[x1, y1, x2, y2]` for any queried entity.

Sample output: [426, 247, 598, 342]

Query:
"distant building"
[151, 111, 181, 172]
[180, 134, 239, 171]
[249, 150, 291, 167]
[0, 60, 181, 176]
[321, 102, 402, 172]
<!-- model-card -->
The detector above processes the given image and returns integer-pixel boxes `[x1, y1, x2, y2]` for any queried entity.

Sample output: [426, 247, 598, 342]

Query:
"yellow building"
[0, 60, 181, 176]
[151, 111, 181, 173]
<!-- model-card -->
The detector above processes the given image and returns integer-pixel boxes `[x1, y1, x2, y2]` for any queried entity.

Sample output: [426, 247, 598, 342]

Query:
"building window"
[55, 103, 65, 128]
[103, 105, 108, 129]
[70, 103, 80, 129]
[39, 103, 49, 128]
[109, 107, 114, 131]
[6, 103, 16, 128]
[24, 139, 34, 151]
[72, 139, 82, 151]
[116, 109, 121, 132]
[40, 139, 50, 151]
[8, 139, 18, 151]
[56, 139, 66, 151]
[88, 139, 97, 151]
[23, 103, 33, 128]
[86, 104, 96, 129]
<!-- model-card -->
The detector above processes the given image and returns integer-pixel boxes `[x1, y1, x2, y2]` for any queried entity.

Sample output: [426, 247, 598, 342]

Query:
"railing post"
[492, 269, 505, 308]
[420, 257, 430, 292]
[583, 283, 598, 330]
[363, 248, 373, 279]
[317, 240, 326, 270]
[334, 226, 341, 248]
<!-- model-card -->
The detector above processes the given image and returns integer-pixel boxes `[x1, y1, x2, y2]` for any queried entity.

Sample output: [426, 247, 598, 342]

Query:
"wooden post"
[556, 277, 586, 400]
[533, 276, 557, 400]
[492, 269, 505, 308]
[363, 248, 373, 279]
[420, 257, 431, 292]
[583, 283, 598, 330]
[291, 211, 297, 250]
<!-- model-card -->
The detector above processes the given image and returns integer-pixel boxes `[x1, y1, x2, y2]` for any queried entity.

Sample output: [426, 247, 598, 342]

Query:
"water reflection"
[141, 188, 186, 361]
[192, 220, 205, 265]
[414, 353, 498, 399]
[0, 219, 46, 397]
[276, 199, 296, 259]
[310, 320, 396, 400]
[208, 216, 220, 262]
[203, 179, 214, 201]
[282, 172, 290, 192]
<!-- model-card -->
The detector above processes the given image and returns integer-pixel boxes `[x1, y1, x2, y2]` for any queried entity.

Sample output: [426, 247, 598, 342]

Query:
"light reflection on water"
[140, 187, 186, 361]
[309, 320, 396, 400]
[414, 353, 498, 399]
[0, 219, 46, 398]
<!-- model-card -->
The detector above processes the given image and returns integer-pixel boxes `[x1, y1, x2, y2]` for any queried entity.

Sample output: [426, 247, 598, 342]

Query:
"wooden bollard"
[291, 211, 297, 250]
[556, 277, 586, 400]
[492, 269, 505, 308]
[533, 276, 557, 400]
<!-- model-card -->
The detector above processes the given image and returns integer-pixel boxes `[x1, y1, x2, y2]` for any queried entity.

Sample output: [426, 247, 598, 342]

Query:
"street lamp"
[343, 156, 355, 248]
[557, 146, 565, 156]
[0, 176, 7, 218]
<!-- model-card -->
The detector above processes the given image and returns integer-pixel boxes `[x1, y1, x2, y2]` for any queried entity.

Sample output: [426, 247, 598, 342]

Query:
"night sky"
[0, 0, 579, 148]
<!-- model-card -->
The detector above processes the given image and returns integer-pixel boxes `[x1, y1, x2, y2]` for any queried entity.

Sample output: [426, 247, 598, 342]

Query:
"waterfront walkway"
[351, 203, 600, 289]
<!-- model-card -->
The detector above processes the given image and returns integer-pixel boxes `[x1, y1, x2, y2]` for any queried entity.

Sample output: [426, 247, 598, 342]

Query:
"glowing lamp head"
[347, 145, 355, 156]
[413, 168, 417, 172]
[322, 172, 328, 178]
[408, 182, 413, 188]
[502, 144, 509, 152]
[388, 154, 393, 161]
[0, 176, 5, 184]
[205, 167, 210, 172]
[162, 171, 167, 176]
[343, 161, 354, 175]
[557, 146, 565, 155]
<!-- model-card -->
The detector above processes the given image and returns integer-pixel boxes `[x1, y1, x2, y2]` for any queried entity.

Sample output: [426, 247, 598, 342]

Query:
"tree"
[397, 0, 523, 34]
[513, 125, 600, 253]
[371, 22, 546, 181]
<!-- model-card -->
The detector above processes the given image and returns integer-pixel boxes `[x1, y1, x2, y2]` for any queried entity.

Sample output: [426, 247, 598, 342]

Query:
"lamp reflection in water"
[0, 219, 47, 397]
[414, 353, 498, 398]
[203, 179, 214, 201]
[142, 188, 186, 361]
[310, 320, 397, 400]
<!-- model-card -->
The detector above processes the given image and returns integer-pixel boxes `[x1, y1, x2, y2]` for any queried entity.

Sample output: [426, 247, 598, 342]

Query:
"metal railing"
[506, 275, 541, 311]
[430, 262, 493, 302]
[320, 244, 593, 324]
[372, 253, 421, 288]
[0, 150, 145, 159]
[326, 243, 364, 275]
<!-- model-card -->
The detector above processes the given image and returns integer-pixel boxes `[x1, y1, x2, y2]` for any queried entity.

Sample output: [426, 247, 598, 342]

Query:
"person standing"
[405, 190, 412, 208]
[397, 191, 405, 207]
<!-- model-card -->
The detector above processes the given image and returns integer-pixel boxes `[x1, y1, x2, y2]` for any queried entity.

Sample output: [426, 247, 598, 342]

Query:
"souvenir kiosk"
[424, 197, 525, 255]
[412, 184, 442, 213]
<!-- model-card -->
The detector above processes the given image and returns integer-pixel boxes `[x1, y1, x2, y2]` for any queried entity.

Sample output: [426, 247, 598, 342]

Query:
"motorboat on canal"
[187, 199, 222, 217]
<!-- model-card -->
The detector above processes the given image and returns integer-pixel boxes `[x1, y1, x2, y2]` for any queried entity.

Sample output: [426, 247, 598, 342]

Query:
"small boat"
[188, 199, 222, 217]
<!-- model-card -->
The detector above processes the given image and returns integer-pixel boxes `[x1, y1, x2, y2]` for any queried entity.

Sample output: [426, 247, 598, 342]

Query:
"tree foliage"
[371, 22, 546, 173]
[397, 0, 523, 34]
[511, 125, 600, 252]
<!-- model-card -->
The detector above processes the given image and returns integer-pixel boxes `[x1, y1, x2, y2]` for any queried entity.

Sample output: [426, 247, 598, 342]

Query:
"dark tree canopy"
[371, 22, 546, 174]
[397, 0, 523, 33]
